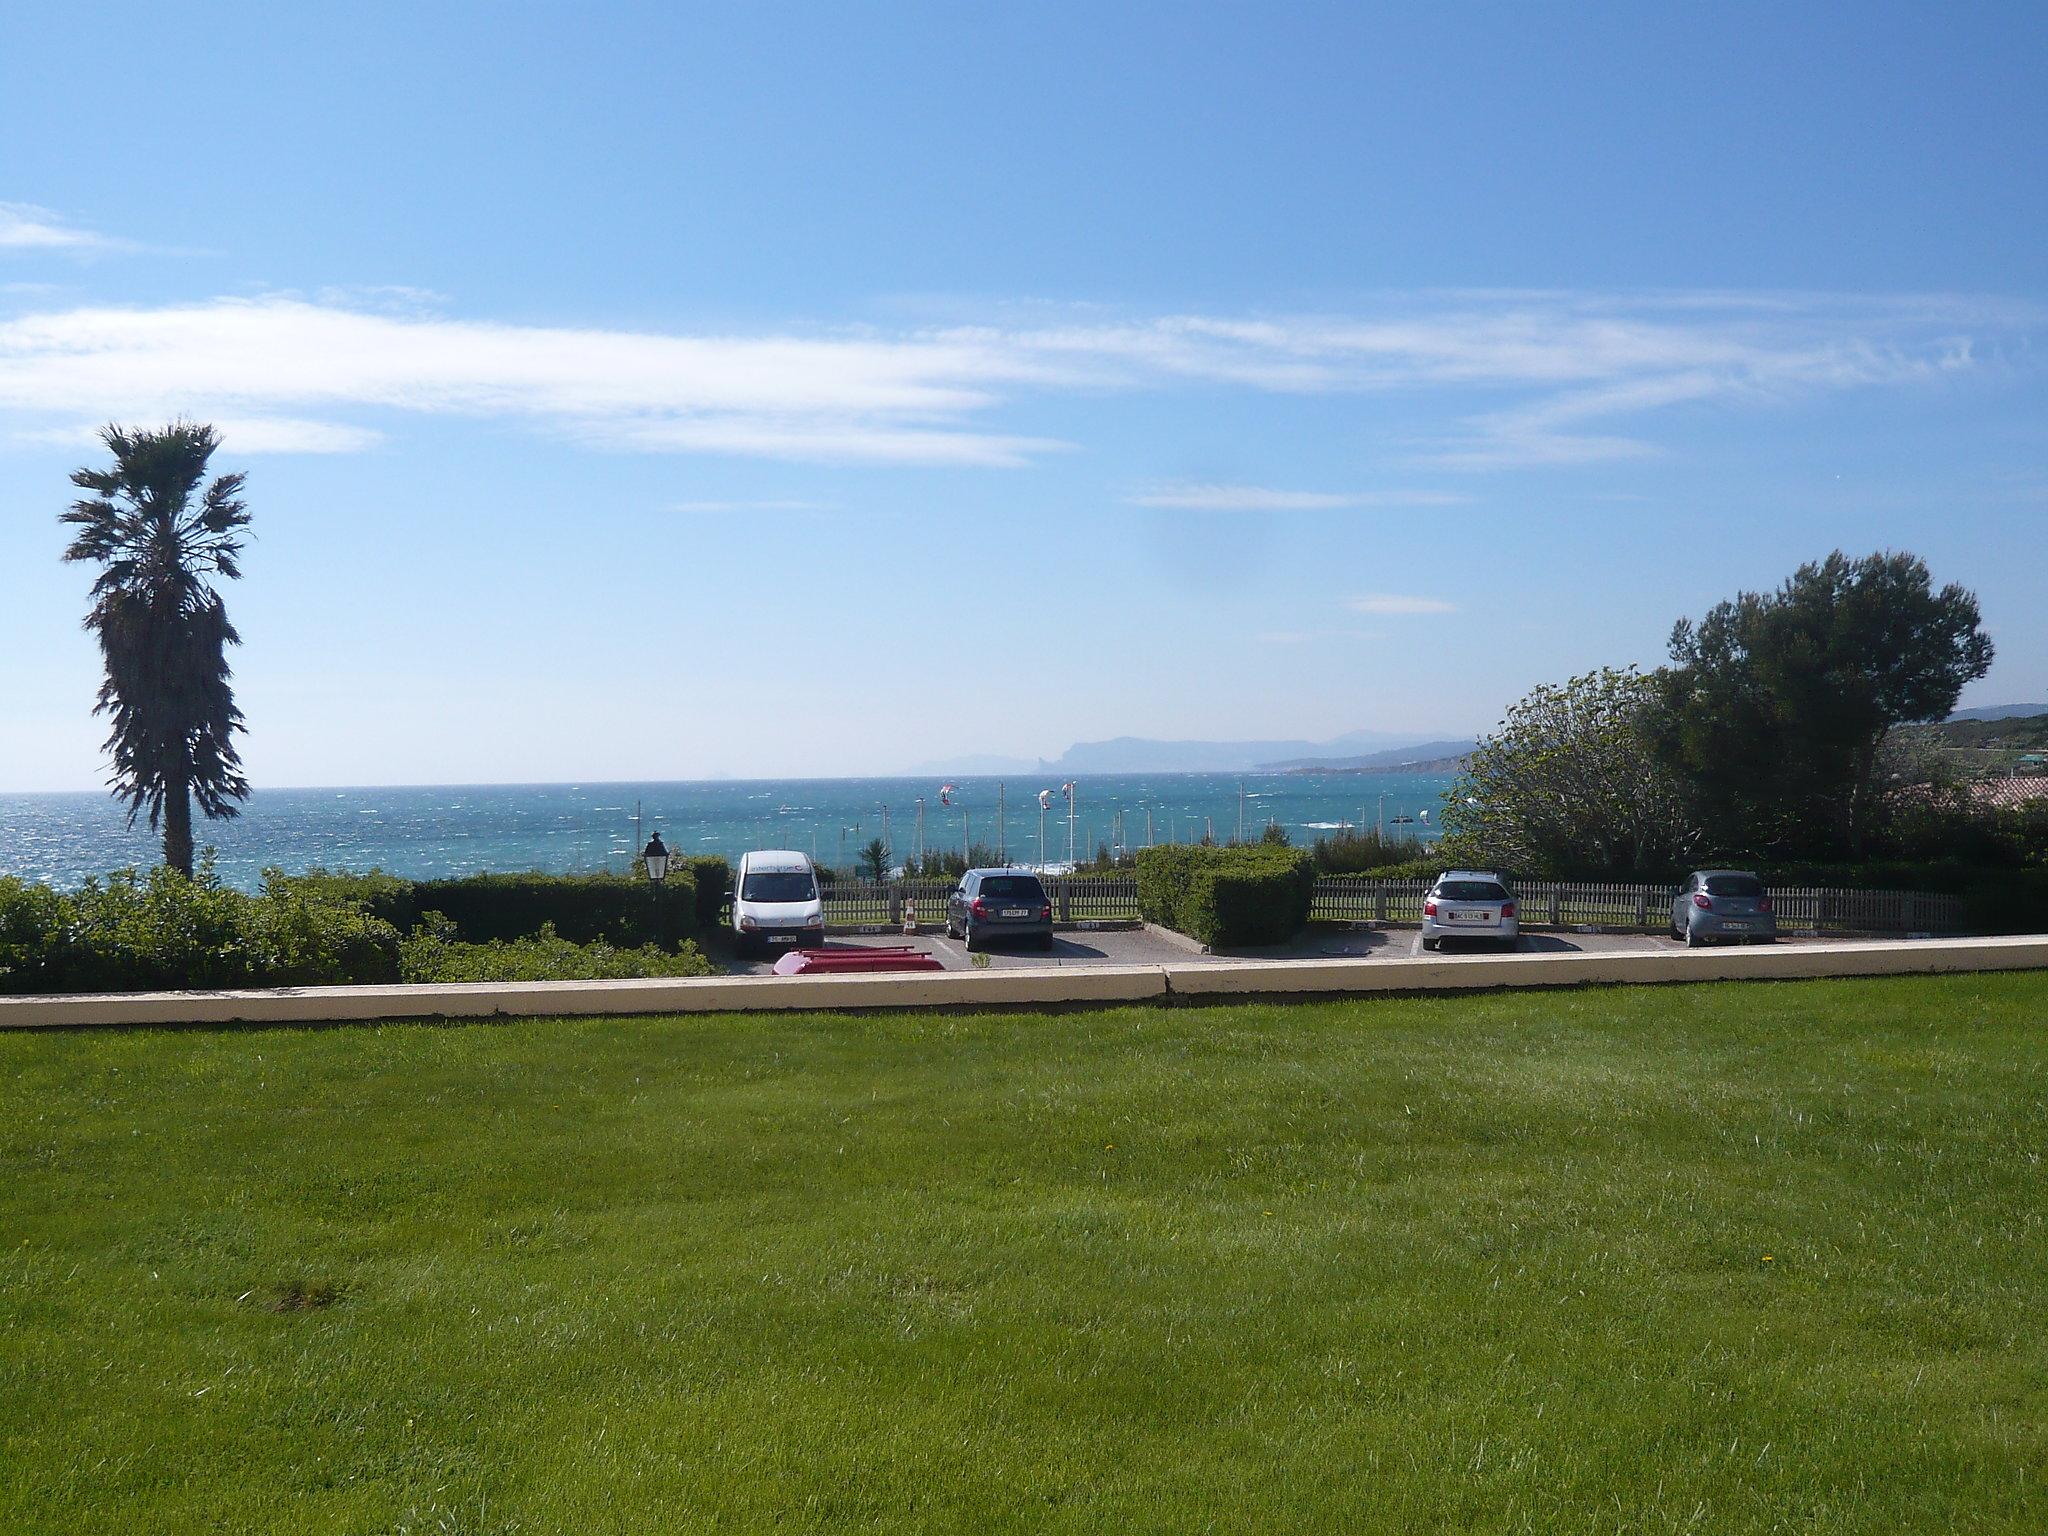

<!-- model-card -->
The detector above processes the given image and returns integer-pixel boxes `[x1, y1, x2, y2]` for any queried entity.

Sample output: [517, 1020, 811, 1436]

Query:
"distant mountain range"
[1257, 739, 1477, 774]
[1949, 703, 2048, 722]
[906, 706, 2046, 780]
[906, 728, 1461, 777]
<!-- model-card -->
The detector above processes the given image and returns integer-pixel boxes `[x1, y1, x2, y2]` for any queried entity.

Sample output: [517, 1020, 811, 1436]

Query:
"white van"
[732, 849, 825, 955]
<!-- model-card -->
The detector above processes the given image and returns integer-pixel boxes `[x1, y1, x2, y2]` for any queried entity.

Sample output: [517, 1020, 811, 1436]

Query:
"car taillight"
[1758, 896, 1773, 912]
[1500, 902, 1515, 919]
[1693, 893, 1712, 909]
[971, 898, 988, 919]
[1039, 904, 1052, 920]
[1423, 898, 1438, 916]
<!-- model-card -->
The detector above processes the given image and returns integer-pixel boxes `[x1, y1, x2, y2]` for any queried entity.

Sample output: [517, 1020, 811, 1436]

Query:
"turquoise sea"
[0, 773, 1454, 891]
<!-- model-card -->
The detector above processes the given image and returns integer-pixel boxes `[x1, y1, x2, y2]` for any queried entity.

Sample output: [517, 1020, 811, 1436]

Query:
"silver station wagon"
[1420, 870, 1520, 951]
[1671, 870, 1778, 946]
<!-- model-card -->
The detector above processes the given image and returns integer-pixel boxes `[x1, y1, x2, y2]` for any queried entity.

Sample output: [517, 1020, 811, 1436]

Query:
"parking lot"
[721, 925, 1825, 975]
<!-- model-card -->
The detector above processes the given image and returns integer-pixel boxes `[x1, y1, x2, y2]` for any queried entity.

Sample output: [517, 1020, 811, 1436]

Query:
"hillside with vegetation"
[1902, 711, 2048, 773]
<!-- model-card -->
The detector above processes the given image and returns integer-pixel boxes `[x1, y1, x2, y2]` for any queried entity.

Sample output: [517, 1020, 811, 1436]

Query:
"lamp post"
[641, 832, 670, 946]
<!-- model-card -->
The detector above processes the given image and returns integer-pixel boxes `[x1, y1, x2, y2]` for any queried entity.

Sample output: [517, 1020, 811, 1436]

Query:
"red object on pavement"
[771, 946, 944, 975]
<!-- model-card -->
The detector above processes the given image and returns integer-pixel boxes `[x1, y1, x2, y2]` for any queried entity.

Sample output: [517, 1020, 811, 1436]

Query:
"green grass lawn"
[3, 975, 2045, 1534]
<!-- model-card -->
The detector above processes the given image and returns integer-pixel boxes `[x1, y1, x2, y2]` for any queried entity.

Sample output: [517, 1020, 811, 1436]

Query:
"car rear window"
[1705, 875, 1764, 898]
[742, 871, 816, 902]
[1437, 880, 1508, 902]
[979, 876, 1046, 901]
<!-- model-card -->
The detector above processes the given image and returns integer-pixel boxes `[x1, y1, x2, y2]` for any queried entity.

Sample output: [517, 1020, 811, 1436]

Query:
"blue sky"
[2, 1, 2043, 789]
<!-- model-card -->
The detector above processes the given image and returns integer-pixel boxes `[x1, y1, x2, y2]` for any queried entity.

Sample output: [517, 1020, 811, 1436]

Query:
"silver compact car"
[1671, 870, 1777, 946]
[1420, 870, 1520, 951]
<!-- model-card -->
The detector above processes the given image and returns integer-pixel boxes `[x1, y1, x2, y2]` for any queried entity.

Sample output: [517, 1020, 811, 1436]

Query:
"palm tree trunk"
[164, 775, 195, 877]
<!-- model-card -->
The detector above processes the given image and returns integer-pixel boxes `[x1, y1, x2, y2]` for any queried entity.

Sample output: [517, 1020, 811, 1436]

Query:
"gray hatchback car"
[946, 868, 1055, 951]
[1671, 870, 1778, 946]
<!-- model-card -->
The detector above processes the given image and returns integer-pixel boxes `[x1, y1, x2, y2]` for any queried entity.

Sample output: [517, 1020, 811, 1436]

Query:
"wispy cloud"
[0, 202, 122, 252]
[10, 414, 381, 454]
[671, 497, 833, 513]
[0, 287, 2030, 465]
[1129, 482, 1464, 511]
[1347, 593, 1457, 616]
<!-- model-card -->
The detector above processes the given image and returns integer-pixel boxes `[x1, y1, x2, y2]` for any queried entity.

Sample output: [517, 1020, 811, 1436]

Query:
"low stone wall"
[2, 935, 2044, 1030]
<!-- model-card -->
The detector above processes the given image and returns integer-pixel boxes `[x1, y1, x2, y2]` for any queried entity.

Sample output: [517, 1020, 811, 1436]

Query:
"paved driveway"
[721, 926, 1820, 975]
[721, 927, 1195, 975]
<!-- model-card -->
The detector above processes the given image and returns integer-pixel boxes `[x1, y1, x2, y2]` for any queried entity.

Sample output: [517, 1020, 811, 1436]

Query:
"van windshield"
[979, 876, 1045, 901]
[742, 872, 816, 903]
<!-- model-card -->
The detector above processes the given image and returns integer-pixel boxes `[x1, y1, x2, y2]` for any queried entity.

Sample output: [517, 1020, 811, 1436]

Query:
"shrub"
[682, 856, 731, 932]
[398, 920, 716, 983]
[410, 871, 696, 948]
[1, 866, 401, 994]
[896, 845, 1005, 881]
[0, 878, 76, 993]
[1961, 868, 2048, 935]
[1311, 830, 1430, 874]
[266, 867, 418, 929]
[1137, 845, 1316, 947]
[1317, 857, 1444, 882]
[273, 868, 699, 949]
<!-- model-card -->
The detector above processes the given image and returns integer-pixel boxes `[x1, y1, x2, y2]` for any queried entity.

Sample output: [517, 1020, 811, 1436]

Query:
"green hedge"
[399, 920, 716, 983]
[272, 864, 724, 949]
[1748, 858, 2048, 936]
[1, 869, 402, 994]
[266, 868, 418, 928]
[413, 871, 696, 948]
[1137, 845, 1317, 947]
[681, 855, 731, 932]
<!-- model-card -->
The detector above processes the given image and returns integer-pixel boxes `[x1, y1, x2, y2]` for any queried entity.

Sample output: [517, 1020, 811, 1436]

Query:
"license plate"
[1001, 908, 1030, 918]
[769, 934, 797, 944]
[1720, 921, 1750, 931]
[1453, 911, 1492, 923]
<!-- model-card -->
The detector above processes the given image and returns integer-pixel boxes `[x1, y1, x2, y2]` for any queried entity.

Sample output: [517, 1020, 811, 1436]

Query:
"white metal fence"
[820, 876, 1141, 926]
[818, 875, 1965, 934]
[1309, 878, 1967, 935]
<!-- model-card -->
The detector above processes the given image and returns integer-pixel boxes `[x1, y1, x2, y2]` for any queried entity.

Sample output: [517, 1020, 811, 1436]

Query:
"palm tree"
[857, 836, 892, 883]
[60, 423, 252, 877]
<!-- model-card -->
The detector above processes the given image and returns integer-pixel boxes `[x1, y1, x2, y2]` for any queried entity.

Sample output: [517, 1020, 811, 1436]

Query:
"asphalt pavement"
[720, 925, 1817, 975]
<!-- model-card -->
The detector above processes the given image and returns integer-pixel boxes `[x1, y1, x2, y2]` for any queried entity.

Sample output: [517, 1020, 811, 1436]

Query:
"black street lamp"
[641, 832, 670, 883]
[641, 832, 671, 946]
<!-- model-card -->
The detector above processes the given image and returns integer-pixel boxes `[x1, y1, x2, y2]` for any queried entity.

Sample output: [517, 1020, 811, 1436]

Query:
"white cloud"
[214, 417, 385, 454]
[0, 287, 2030, 465]
[12, 415, 380, 454]
[1347, 593, 1457, 616]
[1254, 630, 1314, 645]
[0, 202, 120, 252]
[1130, 482, 1465, 510]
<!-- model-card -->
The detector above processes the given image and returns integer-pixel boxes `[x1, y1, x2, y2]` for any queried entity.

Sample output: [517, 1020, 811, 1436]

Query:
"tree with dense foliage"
[1650, 551, 1992, 858]
[60, 423, 252, 877]
[1439, 667, 1704, 876]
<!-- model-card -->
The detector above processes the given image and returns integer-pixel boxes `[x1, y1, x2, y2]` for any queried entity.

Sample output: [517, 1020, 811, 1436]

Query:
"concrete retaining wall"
[2, 935, 2043, 1030]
